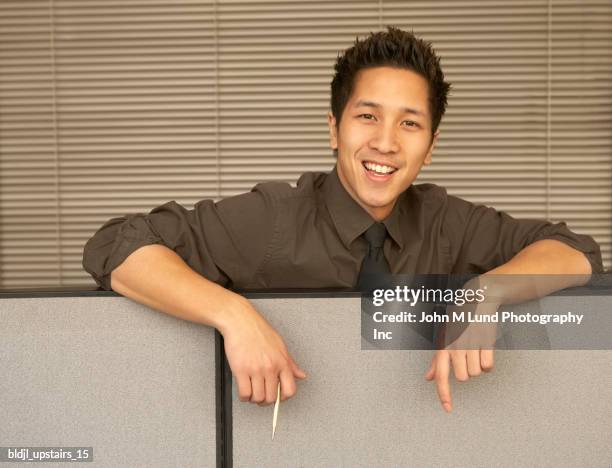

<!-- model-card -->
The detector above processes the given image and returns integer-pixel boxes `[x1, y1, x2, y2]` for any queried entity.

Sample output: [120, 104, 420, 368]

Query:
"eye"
[402, 120, 418, 128]
[357, 113, 376, 121]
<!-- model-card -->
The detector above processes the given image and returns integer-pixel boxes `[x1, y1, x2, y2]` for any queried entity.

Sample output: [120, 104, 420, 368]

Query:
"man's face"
[328, 66, 438, 221]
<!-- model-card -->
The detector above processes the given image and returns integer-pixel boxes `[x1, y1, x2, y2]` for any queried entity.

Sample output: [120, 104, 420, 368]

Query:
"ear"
[327, 111, 338, 150]
[423, 130, 439, 166]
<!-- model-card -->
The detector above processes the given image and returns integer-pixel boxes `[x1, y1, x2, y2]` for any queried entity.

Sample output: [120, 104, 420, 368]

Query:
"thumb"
[289, 356, 307, 379]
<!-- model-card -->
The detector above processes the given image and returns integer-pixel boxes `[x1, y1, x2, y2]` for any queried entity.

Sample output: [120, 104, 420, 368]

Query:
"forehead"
[348, 66, 430, 116]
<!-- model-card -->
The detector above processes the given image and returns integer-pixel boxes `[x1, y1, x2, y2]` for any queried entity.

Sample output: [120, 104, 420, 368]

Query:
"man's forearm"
[110, 243, 307, 404]
[479, 239, 592, 305]
[429, 239, 593, 411]
[110, 243, 243, 332]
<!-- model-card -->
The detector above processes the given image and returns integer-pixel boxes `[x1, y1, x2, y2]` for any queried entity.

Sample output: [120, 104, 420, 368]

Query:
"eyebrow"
[354, 99, 425, 117]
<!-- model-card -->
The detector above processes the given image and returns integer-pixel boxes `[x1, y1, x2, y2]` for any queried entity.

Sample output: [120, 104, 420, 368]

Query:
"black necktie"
[357, 222, 391, 291]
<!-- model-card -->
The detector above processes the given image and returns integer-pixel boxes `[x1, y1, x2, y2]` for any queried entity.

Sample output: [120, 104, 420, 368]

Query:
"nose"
[369, 122, 399, 154]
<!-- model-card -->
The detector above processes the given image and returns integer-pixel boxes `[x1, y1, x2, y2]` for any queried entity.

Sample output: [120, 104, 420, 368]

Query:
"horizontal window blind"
[549, 1, 611, 263]
[215, 0, 378, 194]
[1, 1, 59, 286]
[0, 0, 610, 287]
[395, 0, 612, 265]
[2, 0, 219, 286]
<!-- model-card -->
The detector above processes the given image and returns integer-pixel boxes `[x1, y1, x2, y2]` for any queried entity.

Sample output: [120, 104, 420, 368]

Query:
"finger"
[249, 375, 265, 404]
[480, 349, 494, 372]
[466, 349, 482, 377]
[434, 352, 452, 412]
[451, 350, 469, 382]
[289, 356, 307, 379]
[279, 368, 297, 401]
[262, 373, 279, 406]
[235, 374, 252, 402]
[424, 356, 436, 381]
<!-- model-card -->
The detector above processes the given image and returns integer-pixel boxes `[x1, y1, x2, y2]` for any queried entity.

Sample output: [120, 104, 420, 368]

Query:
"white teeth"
[363, 161, 396, 174]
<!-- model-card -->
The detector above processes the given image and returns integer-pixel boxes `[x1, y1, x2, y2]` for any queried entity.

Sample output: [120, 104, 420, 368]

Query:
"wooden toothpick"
[272, 382, 280, 440]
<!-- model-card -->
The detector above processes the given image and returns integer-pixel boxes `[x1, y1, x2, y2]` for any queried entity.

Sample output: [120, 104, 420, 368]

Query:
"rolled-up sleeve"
[82, 185, 278, 290]
[444, 195, 604, 274]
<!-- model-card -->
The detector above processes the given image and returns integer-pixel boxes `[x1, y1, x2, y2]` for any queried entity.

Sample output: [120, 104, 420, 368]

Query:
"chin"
[361, 197, 393, 212]
[361, 191, 395, 205]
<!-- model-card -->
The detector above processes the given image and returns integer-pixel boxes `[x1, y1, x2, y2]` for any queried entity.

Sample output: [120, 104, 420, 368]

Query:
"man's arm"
[83, 186, 306, 405]
[426, 239, 594, 413]
[444, 194, 603, 276]
[110, 243, 306, 405]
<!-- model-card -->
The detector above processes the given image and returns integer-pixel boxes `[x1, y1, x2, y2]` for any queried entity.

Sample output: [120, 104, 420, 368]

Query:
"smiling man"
[83, 27, 602, 413]
[330, 66, 436, 221]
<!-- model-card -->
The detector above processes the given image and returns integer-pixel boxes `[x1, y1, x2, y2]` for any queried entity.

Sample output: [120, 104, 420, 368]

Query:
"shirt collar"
[323, 165, 405, 249]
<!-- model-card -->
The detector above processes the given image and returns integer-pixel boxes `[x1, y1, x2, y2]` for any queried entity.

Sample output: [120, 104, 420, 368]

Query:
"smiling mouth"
[362, 161, 398, 176]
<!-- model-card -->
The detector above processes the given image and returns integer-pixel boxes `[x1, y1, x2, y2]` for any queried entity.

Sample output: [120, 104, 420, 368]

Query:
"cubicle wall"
[237, 296, 610, 467]
[0, 293, 218, 467]
[1, 290, 610, 467]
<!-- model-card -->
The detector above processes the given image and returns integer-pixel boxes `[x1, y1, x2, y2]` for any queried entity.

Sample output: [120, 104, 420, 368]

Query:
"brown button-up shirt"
[82, 167, 603, 291]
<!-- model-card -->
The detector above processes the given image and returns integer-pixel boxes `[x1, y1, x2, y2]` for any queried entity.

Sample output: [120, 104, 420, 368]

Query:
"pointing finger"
[435, 352, 452, 413]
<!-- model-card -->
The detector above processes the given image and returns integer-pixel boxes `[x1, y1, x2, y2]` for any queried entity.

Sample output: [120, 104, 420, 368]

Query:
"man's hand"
[424, 348, 494, 412]
[109, 245, 307, 406]
[219, 296, 307, 406]
[424, 241, 593, 413]
[425, 293, 499, 413]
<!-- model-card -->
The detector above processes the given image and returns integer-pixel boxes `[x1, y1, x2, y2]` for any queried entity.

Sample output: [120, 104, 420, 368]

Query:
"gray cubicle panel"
[233, 296, 612, 468]
[1, 289, 610, 467]
[0, 291, 217, 468]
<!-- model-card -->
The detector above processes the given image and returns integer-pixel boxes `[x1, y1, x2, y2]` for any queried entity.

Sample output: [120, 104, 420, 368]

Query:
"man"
[82, 27, 602, 413]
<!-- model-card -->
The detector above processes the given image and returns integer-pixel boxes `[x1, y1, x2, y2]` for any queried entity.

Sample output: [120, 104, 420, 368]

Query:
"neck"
[335, 166, 394, 221]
